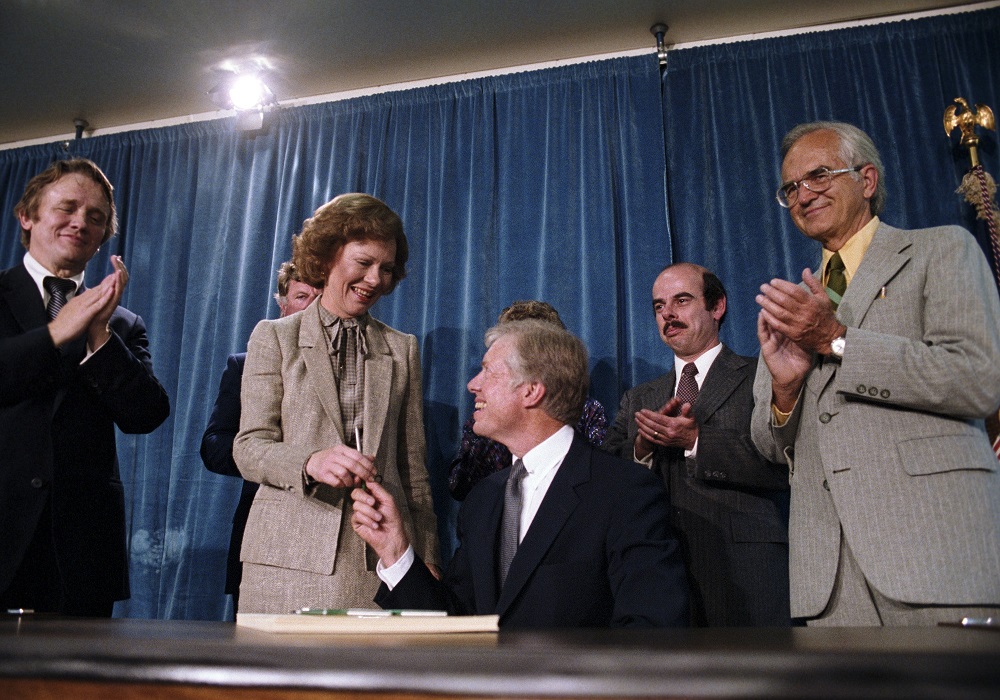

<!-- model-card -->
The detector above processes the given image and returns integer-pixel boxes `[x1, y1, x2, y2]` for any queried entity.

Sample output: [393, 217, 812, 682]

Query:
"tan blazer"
[752, 223, 1000, 618]
[233, 301, 439, 611]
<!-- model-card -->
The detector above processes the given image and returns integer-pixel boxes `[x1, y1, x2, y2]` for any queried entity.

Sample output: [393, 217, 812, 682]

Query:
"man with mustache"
[605, 263, 790, 627]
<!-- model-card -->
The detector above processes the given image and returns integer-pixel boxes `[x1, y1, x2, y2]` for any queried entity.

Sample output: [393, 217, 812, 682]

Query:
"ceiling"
[0, 0, 984, 147]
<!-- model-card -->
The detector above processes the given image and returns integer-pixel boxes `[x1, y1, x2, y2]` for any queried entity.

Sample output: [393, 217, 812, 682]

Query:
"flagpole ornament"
[944, 97, 995, 168]
[944, 97, 999, 276]
[945, 97, 1000, 456]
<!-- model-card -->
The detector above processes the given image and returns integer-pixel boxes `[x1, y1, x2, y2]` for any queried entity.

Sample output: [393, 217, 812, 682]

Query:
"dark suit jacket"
[605, 345, 790, 626]
[200, 352, 258, 597]
[376, 433, 689, 628]
[0, 263, 170, 612]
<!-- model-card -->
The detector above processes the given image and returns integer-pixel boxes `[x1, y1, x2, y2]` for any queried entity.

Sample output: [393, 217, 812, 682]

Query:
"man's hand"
[48, 273, 116, 348]
[86, 255, 129, 350]
[306, 444, 377, 488]
[351, 480, 410, 567]
[756, 312, 811, 413]
[634, 397, 699, 458]
[756, 268, 846, 355]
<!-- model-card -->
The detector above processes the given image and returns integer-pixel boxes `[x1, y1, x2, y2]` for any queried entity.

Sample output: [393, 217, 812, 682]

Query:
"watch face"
[831, 337, 846, 357]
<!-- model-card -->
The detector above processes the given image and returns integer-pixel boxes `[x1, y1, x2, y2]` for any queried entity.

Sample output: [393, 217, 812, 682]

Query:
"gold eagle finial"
[944, 98, 995, 167]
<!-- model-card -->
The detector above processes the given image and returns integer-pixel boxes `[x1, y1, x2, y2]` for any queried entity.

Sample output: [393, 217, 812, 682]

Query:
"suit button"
[856, 385, 867, 394]
[30, 477, 45, 489]
[868, 386, 878, 397]
[822, 479, 830, 491]
[880, 389, 890, 399]
[819, 413, 832, 423]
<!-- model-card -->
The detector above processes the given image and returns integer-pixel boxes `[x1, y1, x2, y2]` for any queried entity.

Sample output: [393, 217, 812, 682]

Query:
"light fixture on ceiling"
[209, 62, 277, 132]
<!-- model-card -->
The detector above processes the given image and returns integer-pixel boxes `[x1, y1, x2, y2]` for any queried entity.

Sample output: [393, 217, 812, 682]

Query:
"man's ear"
[711, 295, 727, 323]
[521, 381, 546, 410]
[860, 163, 878, 201]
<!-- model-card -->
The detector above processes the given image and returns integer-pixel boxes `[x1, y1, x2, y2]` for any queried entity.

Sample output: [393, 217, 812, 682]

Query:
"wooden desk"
[1, 616, 998, 698]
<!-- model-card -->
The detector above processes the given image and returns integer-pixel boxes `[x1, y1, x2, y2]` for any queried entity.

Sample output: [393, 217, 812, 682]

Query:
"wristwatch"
[830, 335, 846, 360]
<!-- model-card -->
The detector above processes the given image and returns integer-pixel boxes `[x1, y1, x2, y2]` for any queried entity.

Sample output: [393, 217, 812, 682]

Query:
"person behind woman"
[447, 300, 608, 500]
[234, 193, 440, 613]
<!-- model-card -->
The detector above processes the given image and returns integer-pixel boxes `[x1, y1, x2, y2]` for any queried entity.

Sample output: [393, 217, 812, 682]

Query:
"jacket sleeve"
[200, 354, 244, 477]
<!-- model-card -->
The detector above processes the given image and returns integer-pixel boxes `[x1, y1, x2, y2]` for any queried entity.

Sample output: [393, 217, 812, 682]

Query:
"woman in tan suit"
[233, 194, 440, 614]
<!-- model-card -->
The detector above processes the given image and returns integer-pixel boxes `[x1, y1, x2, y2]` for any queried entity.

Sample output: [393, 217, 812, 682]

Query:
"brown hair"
[13, 158, 118, 248]
[291, 193, 408, 291]
[497, 300, 565, 328]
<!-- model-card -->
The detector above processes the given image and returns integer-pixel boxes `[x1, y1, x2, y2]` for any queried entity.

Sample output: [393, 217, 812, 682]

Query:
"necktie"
[825, 252, 847, 309]
[676, 362, 699, 406]
[44, 277, 76, 321]
[499, 458, 527, 587]
[337, 320, 362, 445]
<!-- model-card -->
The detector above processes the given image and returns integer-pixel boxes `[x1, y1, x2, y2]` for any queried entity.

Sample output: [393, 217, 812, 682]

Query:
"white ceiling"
[0, 0, 985, 147]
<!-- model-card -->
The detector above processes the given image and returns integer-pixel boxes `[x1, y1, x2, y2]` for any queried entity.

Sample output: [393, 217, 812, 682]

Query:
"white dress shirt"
[378, 425, 576, 589]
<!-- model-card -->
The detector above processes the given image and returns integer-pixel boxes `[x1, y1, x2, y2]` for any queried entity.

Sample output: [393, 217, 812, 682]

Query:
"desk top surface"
[2, 617, 999, 698]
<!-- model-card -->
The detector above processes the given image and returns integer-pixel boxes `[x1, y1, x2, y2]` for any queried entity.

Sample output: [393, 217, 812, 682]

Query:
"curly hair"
[291, 193, 408, 291]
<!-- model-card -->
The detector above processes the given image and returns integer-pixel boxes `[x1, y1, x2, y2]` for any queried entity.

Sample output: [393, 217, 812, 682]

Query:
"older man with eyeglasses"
[750, 121, 1000, 627]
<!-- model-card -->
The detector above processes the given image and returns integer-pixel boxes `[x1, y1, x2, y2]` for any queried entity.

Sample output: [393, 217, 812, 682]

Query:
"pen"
[356, 426, 382, 484]
[295, 608, 447, 617]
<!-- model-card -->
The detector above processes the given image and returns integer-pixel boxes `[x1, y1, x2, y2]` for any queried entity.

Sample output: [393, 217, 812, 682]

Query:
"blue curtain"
[1, 6, 997, 621]
[663, 7, 1000, 356]
[0, 56, 669, 619]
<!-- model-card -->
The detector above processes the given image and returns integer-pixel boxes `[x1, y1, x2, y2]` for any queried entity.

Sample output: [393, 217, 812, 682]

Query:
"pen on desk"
[296, 608, 447, 617]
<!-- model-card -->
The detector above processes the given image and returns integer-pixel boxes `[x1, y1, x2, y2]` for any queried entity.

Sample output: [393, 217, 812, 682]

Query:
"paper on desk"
[237, 612, 499, 634]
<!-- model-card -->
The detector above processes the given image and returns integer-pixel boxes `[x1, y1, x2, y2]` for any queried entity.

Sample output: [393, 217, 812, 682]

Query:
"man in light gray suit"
[753, 121, 1000, 625]
[605, 263, 790, 627]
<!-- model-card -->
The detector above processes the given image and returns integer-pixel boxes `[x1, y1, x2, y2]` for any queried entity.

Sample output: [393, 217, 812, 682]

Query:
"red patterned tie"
[676, 362, 699, 406]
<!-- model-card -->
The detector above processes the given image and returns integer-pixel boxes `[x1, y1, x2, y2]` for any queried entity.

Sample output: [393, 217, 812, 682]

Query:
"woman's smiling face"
[320, 238, 397, 319]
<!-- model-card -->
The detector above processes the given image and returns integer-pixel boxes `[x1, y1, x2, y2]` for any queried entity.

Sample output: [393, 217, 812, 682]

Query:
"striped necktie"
[44, 276, 76, 320]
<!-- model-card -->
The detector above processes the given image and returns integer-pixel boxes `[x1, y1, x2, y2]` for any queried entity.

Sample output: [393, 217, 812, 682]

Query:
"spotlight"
[209, 72, 276, 112]
[209, 61, 277, 132]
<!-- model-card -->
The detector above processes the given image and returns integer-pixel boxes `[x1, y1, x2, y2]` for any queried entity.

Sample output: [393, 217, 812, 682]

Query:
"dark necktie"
[499, 458, 527, 587]
[676, 362, 699, 406]
[44, 276, 76, 321]
[825, 252, 847, 309]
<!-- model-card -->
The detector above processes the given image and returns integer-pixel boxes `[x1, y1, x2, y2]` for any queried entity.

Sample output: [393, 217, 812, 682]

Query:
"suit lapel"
[495, 435, 589, 615]
[299, 304, 346, 441]
[3, 264, 47, 332]
[361, 320, 392, 455]
[838, 223, 911, 329]
[694, 346, 745, 422]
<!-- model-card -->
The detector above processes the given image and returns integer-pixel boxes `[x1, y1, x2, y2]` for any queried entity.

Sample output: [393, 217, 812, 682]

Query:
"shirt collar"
[23, 251, 84, 301]
[515, 424, 575, 479]
[317, 303, 370, 355]
[673, 342, 723, 389]
[821, 215, 879, 286]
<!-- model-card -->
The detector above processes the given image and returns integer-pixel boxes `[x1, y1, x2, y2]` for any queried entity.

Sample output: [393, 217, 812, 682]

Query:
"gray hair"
[483, 319, 588, 427]
[781, 121, 886, 216]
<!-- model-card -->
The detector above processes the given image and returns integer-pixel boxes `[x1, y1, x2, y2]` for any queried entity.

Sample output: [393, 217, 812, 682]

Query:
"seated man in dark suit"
[200, 261, 319, 613]
[0, 158, 170, 617]
[352, 319, 688, 628]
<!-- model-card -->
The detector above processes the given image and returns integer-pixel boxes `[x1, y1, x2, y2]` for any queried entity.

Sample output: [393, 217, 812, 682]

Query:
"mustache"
[662, 320, 687, 333]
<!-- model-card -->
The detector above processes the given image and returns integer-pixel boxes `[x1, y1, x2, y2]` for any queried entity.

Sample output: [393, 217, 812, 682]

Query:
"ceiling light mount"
[650, 23, 669, 68]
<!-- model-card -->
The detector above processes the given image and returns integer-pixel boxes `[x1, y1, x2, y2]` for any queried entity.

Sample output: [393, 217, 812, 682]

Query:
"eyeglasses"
[775, 166, 864, 208]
